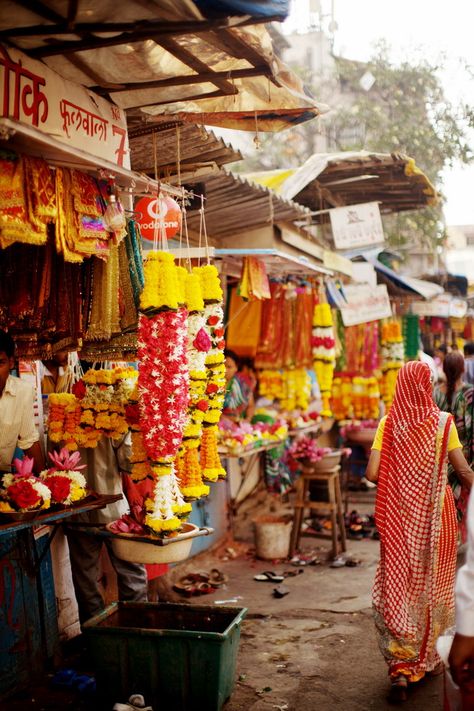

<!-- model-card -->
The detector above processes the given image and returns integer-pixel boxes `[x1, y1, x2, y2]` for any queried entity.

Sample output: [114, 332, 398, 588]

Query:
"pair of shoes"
[113, 694, 152, 711]
[254, 571, 284, 582]
[173, 581, 216, 596]
[388, 675, 408, 703]
[330, 556, 346, 568]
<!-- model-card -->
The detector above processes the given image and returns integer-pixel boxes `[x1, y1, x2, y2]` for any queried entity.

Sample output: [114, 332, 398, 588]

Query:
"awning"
[366, 257, 444, 300]
[246, 150, 438, 217]
[0, 1, 327, 132]
[185, 169, 311, 238]
[214, 248, 333, 277]
[129, 124, 242, 183]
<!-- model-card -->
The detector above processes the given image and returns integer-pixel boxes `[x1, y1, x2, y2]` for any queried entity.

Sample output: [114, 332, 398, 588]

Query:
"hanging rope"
[182, 186, 192, 269]
[200, 193, 211, 265]
[176, 125, 181, 187]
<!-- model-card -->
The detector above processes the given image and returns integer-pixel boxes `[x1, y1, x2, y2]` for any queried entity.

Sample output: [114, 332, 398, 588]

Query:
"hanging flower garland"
[281, 368, 312, 412]
[312, 303, 336, 417]
[380, 320, 404, 410]
[258, 369, 284, 401]
[47, 368, 137, 450]
[194, 264, 226, 481]
[178, 270, 211, 499]
[331, 375, 353, 421]
[0, 457, 51, 513]
[137, 250, 191, 534]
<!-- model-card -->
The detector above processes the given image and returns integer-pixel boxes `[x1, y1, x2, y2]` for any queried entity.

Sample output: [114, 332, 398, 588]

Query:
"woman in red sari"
[366, 361, 473, 702]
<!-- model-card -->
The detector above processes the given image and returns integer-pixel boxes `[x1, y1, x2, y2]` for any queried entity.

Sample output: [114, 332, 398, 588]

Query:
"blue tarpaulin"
[194, 0, 289, 18]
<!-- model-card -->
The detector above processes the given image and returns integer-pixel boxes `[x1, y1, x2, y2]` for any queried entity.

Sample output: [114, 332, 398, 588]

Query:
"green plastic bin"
[83, 601, 247, 711]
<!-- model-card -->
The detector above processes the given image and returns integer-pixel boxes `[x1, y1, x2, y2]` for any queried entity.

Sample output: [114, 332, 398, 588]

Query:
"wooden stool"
[290, 465, 347, 559]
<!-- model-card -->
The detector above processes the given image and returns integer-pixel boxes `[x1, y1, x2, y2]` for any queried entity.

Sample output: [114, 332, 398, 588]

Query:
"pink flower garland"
[137, 309, 190, 460]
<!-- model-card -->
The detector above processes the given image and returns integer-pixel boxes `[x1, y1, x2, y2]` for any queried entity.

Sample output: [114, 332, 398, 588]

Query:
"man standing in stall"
[0, 329, 44, 474]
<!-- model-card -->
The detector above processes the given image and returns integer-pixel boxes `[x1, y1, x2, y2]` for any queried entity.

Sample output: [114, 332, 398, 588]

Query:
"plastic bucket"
[253, 516, 292, 560]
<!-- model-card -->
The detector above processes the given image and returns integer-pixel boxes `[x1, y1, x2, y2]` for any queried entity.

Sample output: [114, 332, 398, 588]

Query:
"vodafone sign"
[135, 195, 181, 241]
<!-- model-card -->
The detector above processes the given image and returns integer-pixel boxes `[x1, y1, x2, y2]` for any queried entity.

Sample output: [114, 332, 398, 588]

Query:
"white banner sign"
[411, 295, 467, 319]
[0, 44, 130, 168]
[340, 284, 392, 326]
[329, 201, 385, 250]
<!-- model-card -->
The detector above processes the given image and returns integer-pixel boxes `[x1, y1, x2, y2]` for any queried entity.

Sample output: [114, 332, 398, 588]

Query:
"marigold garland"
[140, 251, 181, 313]
[47, 368, 136, 450]
[179, 271, 212, 499]
[313, 303, 336, 417]
[380, 320, 404, 409]
[200, 425, 226, 481]
[281, 368, 312, 412]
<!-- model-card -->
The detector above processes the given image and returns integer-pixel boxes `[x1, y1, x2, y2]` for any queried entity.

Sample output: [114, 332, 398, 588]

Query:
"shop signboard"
[412, 295, 467, 318]
[329, 201, 385, 250]
[322, 249, 353, 276]
[0, 44, 129, 167]
[340, 283, 392, 326]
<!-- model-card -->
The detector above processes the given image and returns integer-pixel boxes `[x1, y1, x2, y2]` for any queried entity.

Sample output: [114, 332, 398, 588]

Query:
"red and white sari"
[373, 361, 457, 681]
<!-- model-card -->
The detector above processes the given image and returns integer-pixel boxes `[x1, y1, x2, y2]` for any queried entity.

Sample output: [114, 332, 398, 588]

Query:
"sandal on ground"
[182, 571, 210, 583]
[273, 584, 290, 598]
[173, 581, 215, 596]
[209, 568, 228, 587]
[253, 571, 284, 583]
[388, 675, 408, 704]
[282, 569, 304, 578]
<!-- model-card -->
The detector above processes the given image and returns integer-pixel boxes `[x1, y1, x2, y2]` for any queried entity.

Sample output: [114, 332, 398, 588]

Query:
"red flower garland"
[137, 309, 190, 460]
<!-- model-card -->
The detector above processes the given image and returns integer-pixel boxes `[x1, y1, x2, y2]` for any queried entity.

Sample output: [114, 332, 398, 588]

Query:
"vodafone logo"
[135, 195, 181, 240]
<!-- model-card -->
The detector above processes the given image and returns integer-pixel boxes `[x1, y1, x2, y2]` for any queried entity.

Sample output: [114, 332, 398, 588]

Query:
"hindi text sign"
[0, 44, 129, 168]
[340, 284, 392, 326]
[329, 201, 385, 250]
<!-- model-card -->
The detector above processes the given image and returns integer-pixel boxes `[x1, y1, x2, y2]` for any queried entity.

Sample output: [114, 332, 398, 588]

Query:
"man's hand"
[449, 632, 474, 688]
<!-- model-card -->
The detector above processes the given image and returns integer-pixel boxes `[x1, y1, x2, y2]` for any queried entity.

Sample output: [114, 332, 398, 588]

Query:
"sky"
[283, 0, 474, 226]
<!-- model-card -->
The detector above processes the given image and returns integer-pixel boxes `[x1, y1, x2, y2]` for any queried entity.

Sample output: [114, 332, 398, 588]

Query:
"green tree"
[238, 42, 474, 259]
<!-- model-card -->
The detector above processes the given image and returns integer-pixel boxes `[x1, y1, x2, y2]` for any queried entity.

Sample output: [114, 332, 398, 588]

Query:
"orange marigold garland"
[194, 264, 226, 481]
[179, 271, 211, 499]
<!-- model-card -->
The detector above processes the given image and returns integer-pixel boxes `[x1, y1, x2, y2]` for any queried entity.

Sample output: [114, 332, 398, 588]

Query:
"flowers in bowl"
[286, 436, 332, 472]
[40, 448, 88, 506]
[0, 457, 51, 513]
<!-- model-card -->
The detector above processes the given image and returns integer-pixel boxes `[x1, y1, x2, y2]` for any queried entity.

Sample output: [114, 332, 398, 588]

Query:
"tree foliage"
[239, 42, 474, 258]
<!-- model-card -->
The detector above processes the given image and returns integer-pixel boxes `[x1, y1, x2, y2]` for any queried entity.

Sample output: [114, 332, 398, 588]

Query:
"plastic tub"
[83, 601, 247, 711]
[105, 523, 213, 564]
